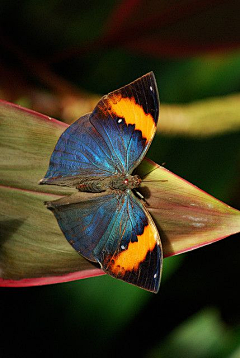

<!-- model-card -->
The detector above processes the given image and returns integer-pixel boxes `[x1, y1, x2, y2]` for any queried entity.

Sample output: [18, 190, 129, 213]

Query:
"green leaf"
[148, 308, 239, 358]
[0, 100, 239, 286]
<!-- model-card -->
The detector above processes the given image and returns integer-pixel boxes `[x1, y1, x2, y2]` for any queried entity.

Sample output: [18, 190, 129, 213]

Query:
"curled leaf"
[0, 100, 239, 287]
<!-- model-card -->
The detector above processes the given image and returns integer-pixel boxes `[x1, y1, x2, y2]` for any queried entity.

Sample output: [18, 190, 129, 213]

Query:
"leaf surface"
[0, 100, 239, 286]
[136, 159, 240, 257]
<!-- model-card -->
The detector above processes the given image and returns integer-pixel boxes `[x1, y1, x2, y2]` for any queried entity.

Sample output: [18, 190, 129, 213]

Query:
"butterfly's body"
[40, 72, 163, 293]
[76, 174, 141, 192]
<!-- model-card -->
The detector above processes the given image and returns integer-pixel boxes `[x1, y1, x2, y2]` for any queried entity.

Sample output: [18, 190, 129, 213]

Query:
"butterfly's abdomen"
[77, 181, 107, 193]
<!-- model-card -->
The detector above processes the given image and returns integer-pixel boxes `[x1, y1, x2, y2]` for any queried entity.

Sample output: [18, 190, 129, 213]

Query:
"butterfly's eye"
[117, 118, 123, 124]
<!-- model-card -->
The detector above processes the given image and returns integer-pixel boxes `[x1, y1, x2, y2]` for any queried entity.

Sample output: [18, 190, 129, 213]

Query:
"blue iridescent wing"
[47, 191, 162, 293]
[40, 114, 116, 186]
[40, 72, 159, 186]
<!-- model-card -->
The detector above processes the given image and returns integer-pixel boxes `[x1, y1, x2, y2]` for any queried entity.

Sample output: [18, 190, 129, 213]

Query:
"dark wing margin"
[47, 190, 162, 293]
[89, 71, 160, 174]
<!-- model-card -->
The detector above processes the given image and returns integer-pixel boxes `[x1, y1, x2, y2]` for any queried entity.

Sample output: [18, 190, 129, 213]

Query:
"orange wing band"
[109, 223, 159, 275]
[110, 96, 156, 142]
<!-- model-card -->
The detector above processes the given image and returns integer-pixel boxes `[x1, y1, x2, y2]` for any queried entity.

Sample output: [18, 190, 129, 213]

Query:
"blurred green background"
[0, 1, 240, 357]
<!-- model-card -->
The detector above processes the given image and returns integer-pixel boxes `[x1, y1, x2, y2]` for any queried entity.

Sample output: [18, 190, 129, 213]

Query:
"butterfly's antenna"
[142, 179, 168, 183]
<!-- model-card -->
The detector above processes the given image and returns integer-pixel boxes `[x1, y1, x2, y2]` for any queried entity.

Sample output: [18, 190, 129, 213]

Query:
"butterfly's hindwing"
[97, 192, 162, 293]
[48, 190, 162, 293]
[47, 192, 118, 261]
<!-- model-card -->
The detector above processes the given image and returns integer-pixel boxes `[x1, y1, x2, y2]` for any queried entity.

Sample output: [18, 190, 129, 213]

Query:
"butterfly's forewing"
[47, 191, 162, 293]
[40, 72, 159, 186]
[90, 71, 159, 174]
[40, 114, 115, 186]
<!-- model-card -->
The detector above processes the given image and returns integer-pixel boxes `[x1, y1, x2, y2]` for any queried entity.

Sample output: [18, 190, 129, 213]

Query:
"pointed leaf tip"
[136, 159, 240, 258]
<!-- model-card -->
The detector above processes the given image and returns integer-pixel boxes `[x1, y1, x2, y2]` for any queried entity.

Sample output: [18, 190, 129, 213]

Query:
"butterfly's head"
[124, 175, 142, 189]
[111, 175, 141, 191]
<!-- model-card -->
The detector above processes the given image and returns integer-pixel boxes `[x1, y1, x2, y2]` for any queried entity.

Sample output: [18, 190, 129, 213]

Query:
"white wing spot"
[121, 245, 126, 250]
[117, 118, 123, 123]
[150, 86, 153, 91]
[154, 273, 157, 279]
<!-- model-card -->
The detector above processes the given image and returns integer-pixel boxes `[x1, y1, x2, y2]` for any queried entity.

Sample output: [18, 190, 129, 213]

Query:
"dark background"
[1, 1, 240, 357]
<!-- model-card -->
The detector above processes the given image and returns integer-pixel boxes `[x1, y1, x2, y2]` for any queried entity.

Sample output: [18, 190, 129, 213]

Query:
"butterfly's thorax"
[110, 174, 141, 191]
[77, 175, 141, 193]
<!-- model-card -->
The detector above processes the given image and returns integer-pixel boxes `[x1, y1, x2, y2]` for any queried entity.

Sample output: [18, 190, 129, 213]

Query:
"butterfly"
[40, 72, 162, 293]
